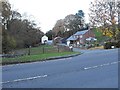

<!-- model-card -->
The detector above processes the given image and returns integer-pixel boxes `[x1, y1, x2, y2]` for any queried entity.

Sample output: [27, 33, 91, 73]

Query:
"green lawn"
[1, 52, 80, 65]
[1, 45, 80, 65]
[14, 45, 55, 55]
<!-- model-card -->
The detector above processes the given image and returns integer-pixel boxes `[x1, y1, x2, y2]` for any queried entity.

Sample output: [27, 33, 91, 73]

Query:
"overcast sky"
[9, 0, 93, 33]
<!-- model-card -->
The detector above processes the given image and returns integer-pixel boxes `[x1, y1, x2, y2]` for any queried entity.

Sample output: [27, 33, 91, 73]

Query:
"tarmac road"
[2, 48, 119, 88]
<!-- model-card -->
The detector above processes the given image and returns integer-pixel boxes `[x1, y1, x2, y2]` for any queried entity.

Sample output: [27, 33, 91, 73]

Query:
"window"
[80, 35, 83, 38]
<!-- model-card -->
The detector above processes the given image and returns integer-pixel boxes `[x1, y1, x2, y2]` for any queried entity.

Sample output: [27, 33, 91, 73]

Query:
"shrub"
[104, 41, 120, 49]
[104, 42, 116, 49]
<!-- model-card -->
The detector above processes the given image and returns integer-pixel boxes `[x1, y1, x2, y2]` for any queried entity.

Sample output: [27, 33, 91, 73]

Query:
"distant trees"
[1, 0, 44, 54]
[46, 30, 55, 40]
[51, 10, 85, 38]
[52, 19, 65, 36]
[89, 0, 119, 40]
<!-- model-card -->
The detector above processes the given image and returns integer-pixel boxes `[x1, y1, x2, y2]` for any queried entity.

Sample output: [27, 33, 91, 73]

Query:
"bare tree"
[52, 19, 65, 36]
[89, 0, 118, 40]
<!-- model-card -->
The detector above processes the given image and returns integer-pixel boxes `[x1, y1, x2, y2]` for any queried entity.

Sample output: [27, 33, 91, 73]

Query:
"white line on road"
[1, 75, 47, 84]
[84, 67, 92, 70]
[111, 62, 118, 64]
[83, 61, 119, 70]
[2, 61, 119, 84]
[92, 66, 98, 68]
[102, 63, 110, 66]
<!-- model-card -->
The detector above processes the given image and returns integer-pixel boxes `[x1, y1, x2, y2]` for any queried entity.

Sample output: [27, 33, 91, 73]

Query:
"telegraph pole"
[0, 0, 2, 56]
[117, 0, 120, 31]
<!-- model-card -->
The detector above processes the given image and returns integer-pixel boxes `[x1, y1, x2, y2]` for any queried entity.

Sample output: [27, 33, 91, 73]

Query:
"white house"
[41, 35, 48, 44]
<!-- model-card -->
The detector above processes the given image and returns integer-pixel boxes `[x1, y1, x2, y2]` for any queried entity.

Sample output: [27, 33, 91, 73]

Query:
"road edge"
[1, 53, 81, 66]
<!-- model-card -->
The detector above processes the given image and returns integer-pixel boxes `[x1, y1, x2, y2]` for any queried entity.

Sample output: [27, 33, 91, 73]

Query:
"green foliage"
[93, 28, 104, 42]
[116, 31, 120, 41]
[2, 30, 16, 53]
[93, 28, 102, 37]
[9, 36, 16, 49]
[89, 0, 118, 40]
[76, 10, 84, 18]
[1, 1, 44, 53]
[46, 30, 55, 40]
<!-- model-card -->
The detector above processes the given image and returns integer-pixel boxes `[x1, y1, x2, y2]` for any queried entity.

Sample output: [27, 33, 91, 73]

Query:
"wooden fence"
[2, 45, 71, 58]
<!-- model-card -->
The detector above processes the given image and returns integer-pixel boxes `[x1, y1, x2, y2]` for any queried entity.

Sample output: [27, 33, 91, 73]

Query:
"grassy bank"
[13, 45, 70, 55]
[1, 45, 80, 65]
[1, 52, 80, 65]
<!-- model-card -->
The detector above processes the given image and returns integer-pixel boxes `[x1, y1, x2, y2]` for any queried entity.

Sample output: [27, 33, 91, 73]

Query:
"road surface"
[2, 48, 119, 88]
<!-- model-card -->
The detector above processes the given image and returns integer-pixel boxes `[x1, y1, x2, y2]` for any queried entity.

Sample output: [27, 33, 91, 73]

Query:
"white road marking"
[2, 61, 119, 84]
[100, 65, 104, 67]
[1, 74, 47, 84]
[92, 66, 98, 68]
[84, 67, 92, 70]
[111, 62, 118, 64]
[103, 63, 110, 66]
[83, 61, 119, 70]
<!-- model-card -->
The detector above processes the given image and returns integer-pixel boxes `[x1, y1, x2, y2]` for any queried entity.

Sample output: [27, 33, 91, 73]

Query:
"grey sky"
[9, 0, 93, 33]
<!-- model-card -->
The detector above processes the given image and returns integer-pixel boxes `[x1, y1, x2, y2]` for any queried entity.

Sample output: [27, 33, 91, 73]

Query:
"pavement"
[1, 48, 119, 88]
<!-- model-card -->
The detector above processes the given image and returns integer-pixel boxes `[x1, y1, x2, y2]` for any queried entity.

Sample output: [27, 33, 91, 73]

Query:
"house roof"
[67, 29, 90, 41]
[74, 30, 88, 36]
[42, 35, 48, 39]
[67, 35, 77, 41]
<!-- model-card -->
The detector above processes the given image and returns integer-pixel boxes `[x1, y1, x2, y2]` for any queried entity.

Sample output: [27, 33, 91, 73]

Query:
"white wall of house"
[41, 35, 48, 44]
[67, 40, 70, 46]
[77, 41, 79, 45]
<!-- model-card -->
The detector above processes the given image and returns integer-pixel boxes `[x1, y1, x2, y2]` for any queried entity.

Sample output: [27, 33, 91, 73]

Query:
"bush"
[104, 42, 114, 49]
[104, 41, 120, 49]
[116, 31, 120, 41]
[2, 31, 17, 54]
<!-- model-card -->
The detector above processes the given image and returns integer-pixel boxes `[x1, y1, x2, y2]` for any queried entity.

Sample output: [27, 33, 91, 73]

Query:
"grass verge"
[1, 52, 80, 65]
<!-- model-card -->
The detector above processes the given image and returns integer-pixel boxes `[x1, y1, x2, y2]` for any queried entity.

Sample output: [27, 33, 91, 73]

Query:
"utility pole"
[117, 0, 120, 31]
[0, 0, 2, 60]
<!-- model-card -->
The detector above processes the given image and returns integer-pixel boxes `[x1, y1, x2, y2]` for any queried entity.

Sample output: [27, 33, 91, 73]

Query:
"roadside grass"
[1, 45, 81, 65]
[14, 45, 55, 55]
[1, 52, 80, 65]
